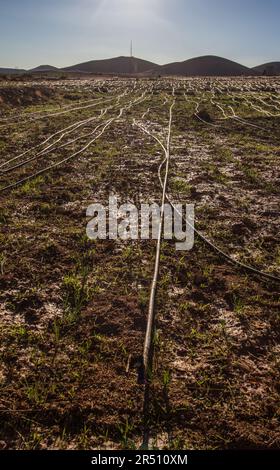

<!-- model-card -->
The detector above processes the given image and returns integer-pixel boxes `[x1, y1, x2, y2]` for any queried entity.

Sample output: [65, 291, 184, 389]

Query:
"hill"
[152, 55, 254, 77]
[4, 56, 279, 77]
[63, 56, 158, 74]
[29, 65, 60, 73]
[0, 67, 26, 75]
[252, 62, 280, 76]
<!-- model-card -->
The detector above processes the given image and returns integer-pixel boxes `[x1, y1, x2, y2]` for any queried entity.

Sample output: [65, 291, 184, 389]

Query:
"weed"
[242, 166, 261, 185]
[171, 178, 192, 195]
[15, 176, 45, 196]
[0, 252, 6, 274]
[0, 208, 8, 224]
[138, 288, 149, 312]
[63, 270, 90, 321]
[162, 370, 171, 389]
[117, 418, 135, 449]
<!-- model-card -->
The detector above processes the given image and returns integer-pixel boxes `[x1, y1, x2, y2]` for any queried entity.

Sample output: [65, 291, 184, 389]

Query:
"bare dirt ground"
[0, 76, 279, 450]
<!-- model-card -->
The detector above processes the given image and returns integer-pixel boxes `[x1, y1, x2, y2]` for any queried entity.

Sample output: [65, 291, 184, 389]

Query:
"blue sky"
[0, 0, 279, 69]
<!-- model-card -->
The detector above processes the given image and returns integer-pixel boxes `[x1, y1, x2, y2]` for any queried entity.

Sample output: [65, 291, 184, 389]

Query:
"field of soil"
[0, 76, 279, 450]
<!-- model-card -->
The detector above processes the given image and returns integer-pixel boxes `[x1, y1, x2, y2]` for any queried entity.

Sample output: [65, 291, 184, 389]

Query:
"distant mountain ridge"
[1, 56, 280, 76]
[252, 62, 280, 76]
[152, 55, 254, 76]
[63, 56, 158, 74]
[29, 65, 60, 72]
[0, 67, 26, 74]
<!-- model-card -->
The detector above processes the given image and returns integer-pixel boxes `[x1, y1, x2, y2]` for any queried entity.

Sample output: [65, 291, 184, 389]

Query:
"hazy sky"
[1, 0, 279, 69]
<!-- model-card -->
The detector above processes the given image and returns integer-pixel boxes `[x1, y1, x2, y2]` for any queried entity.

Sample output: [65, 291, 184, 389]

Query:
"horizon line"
[1, 54, 280, 71]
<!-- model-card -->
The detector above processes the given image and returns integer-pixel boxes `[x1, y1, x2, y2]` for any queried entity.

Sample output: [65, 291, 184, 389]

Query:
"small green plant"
[52, 319, 60, 344]
[78, 339, 92, 357]
[0, 252, 6, 274]
[202, 162, 229, 184]
[25, 381, 47, 405]
[24, 431, 44, 450]
[242, 166, 261, 185]
[233, 295, 245, 314]
[7, 287, 41, 313]
[138, 289, 149, 312]
[171, 178, 192, 195]
[16, 176, 45, 196]
[0, 139, 6, 150]
[216, 147, 234, 163]
[63, 270, 90, 321]
[8, 324, 28, 339]
[117, 418, 135, 449]
[0, 208, 8, 224]
[39, 202, 52, 215]
[162, 370, 171, 389]
[78, 424, 90, 449]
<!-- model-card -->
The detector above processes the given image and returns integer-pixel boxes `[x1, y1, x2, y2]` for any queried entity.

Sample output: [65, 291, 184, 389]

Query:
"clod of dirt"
[232, 223, 251, 237]
[0, 86, 56, 106]
[195, 109, 213, 122]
